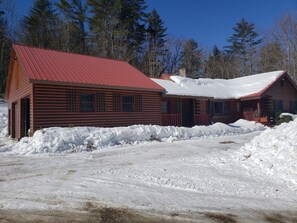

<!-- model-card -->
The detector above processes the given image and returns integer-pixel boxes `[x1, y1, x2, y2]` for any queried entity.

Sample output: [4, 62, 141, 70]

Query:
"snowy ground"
[1, 101, 297, 222]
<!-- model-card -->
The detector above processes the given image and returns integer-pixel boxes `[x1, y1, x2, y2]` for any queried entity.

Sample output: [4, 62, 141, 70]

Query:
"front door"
[11, 103, 16, 138]
[182, 99, 194, 127]
[21, 98, 30, 137]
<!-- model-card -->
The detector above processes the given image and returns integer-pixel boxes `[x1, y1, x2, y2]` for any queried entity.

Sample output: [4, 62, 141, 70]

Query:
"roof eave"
[29, 79, 164, 93]
[240, 95, 261, 101]
[162, 93, 213, 100]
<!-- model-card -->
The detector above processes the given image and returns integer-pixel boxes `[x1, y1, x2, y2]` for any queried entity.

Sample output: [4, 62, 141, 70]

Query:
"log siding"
[32, 84, 161, 131]
[7, 57, 33, 139]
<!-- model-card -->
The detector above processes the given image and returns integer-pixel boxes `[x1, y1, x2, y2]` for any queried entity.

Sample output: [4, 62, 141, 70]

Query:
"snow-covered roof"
[152, 70, 286, 99]
[151, 78, 211, 98]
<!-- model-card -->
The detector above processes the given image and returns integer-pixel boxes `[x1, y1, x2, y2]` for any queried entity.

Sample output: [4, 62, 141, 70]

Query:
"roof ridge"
[13, 43, 129, 64]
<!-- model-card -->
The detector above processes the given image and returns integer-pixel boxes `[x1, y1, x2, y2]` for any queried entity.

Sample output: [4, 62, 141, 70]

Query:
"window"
[161, 101, 169, 114]
[67, 90, 77, 112]
[135, 95, 142, 112]
[80, 93, 94, 112]
[274, 100, 283, 113]
[113, 94, 141, 112]
[95, 92, 105, 112]
[122, 96, 134, 112]
[213, 102, 228, 115]
[113, 94, 121, 112]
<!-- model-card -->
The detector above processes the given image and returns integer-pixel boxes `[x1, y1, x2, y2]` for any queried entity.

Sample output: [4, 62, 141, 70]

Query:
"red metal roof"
[13, 44, 164, 92]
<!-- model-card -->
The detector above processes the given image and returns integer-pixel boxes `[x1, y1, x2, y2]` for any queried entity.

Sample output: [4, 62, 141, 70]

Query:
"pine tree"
[21, 0, 60, 49]
[179, 39, 204, 78]
[141, 9, 167, 77]
[205, 45, 223, 78]
[88, 0, 129, 59]
[88, 0, 147, 64]
[56, 0, 88, 54]
[0, 0, 12, 94]
[225, 18, 262, 76]
[120, 0, 147, 66]
[205, 45, 238, 79]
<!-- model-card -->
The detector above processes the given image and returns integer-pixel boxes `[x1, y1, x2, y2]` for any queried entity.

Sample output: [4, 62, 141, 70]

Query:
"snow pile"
[0, 100, 8, 136]
[237, 119, 297, 189]
[1, 119, 265, 154]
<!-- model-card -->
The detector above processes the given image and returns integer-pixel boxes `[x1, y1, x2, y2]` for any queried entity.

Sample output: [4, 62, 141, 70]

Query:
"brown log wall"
[32, 84, 161, 131]
[7, 57, 33, 139]
[265, 75, 297, 112]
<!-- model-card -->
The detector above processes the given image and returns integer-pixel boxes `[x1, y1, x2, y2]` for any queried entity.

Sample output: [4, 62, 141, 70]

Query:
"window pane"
[122, 96, 134, 112]
[161, 101, 168, 114]
[214, 102, 222, 114]
[213, 102, 228, 115]
[80, 94, 94, 112]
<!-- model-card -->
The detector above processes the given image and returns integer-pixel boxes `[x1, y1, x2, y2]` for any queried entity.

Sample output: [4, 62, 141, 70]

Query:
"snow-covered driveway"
[1, 131, 297, 222]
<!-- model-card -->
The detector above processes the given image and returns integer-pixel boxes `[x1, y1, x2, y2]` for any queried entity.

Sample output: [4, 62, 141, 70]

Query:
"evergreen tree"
[56, 0, 88, 54]
[121, 0, 147, 65]
[205, 45, 223, 78]
[205, 45, 238, 79]
[225, 18, 262, 76]
[0, 0, 12, 94]
[88, 0, 147, 64]
[141, 9, 167, 77]
[179, 39, 204, 78]
[21, 0, 60, 49]
[88, 0, 129, 59]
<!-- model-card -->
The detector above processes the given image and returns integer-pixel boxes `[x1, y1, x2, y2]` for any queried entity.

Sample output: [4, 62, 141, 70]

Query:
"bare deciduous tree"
[271, 13, 297, 82]
[163, 37, 184, 75]
[257, 42, 285, 73]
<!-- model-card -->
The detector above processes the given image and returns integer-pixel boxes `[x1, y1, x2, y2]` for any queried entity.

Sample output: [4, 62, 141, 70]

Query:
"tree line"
[1, 0, 297, 95]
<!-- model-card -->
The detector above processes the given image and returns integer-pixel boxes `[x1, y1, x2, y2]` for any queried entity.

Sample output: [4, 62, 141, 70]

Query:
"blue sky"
[15, 0, 297, 50]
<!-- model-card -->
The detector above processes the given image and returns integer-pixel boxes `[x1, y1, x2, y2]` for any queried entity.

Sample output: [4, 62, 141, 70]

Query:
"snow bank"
[1, 119, 265, 154]
[0, 100, 8, 136]
[236, 119, 297, 189]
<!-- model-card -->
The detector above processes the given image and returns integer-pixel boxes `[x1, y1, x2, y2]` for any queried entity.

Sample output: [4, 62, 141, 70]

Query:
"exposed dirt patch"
[219, 141, 236, 144]
[1, 207, 297, 223]
[0, 204, 189, 223]
[83, 201, 184, 223]
[264, 212, 297, 223]
[204, 213, 238, 223]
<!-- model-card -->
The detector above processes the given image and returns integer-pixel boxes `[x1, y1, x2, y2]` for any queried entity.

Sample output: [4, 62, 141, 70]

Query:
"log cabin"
[5, 44, 164, 139]
[153, 71, 297, 126]
[5, 44, 297, 139]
